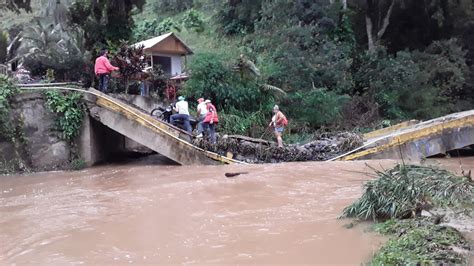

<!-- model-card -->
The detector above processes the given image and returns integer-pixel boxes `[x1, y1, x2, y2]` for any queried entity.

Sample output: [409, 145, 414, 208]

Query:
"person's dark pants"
[197, 115, 206, 135]
[98, 73, 110, 93]
[170, 114, 192, 133]
[140, 81, 149, 96]
[204, 122, 216, 144]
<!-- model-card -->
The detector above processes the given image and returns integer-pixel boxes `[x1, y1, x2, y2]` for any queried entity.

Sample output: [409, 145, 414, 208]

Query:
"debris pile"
[196, 132, 363, 163]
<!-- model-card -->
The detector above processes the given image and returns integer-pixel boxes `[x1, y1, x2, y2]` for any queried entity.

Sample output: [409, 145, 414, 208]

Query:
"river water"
[1, 157, 472, 264]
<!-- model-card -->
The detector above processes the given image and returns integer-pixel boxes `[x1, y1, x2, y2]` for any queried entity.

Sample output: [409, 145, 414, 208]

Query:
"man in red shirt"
[94, 49, 119, 93]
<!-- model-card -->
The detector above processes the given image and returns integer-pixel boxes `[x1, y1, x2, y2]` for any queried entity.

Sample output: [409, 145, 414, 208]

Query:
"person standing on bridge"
[94, 49, 119, 93]
[170, 96, 192, 134]
[203, 99, 219, 144]
[196, 98, 208, 138]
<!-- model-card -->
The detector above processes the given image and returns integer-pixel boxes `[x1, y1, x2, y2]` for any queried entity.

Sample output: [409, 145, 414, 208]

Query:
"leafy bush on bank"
[343, 164, 474, 220]
[343, 164, 473, 264]
[43, 90, 84, 141]
[0, 75, 20, 139]
[372, 218, 469, 265]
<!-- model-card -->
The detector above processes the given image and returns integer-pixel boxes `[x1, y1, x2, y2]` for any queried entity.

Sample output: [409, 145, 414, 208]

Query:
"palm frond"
[261, 83, 287, 96]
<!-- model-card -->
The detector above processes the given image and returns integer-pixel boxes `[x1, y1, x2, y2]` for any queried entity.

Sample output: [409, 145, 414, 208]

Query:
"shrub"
[0, 75, 19, 139]
[219, 109, 267, 137]
[183, 52, 265, 111]
[373, 219, 469, 265]
[133, 19, 159, 41]
[354, 41, 468, 120]
[342, 164, 474, 220]
[289, 89, 350, 128]
[156, 18, 181, 35]
[70, 158, 86, 171]
[112, 43, 147, 93]
[182, 9, 205, 33]
[44, 90, 84, 141]
[152, 0, 193, 14]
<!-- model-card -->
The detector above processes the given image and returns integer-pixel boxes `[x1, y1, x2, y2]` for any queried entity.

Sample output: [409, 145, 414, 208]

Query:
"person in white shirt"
[196, 98, 208, 138]
[170, 96, 192, 133]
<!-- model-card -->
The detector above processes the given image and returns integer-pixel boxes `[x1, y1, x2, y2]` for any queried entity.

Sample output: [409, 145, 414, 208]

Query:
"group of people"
[94, 48, 288, 147]
[171, 96, 287, 148]
[170, 96, 219, 144]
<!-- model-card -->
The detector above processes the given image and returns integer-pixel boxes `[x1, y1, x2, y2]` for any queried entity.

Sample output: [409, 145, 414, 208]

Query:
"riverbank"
[342, 158, 474, 264]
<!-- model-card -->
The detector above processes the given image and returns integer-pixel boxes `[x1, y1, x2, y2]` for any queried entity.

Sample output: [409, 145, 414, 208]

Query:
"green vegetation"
[68, 0, 145, 51]
[343, 164, 474, 220]
[43, 89, 87, 171]
[2, 0, 474, 139]
[0, 74, 20, 139]
[18, 18, 85, 80]
[343, 164, 473, 264]
[70, 157, 86, 171]
[127, 0, 474, 138]
[43, 90, 84, 141]
[0, 30, 7, 63]
[373, 218, 469, 265]
[0, 0, 32, 13]
[0, 75, 29, 173]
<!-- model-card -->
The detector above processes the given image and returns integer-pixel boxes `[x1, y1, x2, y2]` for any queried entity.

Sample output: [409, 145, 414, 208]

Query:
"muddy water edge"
[0, 158, 472, 264]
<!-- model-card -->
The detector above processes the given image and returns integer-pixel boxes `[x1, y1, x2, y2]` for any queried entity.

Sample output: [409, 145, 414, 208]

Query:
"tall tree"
[69, 0, 145, 51]
[364, 0, 397, 51]
[44, 0, 68, 27]
[217, 0, 263, 35]
[0, 31, 7, 63]
[0, 0, 31, 13]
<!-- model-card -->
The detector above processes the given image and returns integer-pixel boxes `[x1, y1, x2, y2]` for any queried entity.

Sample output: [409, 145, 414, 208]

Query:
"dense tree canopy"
[0, 0, 31, 13]
[2, 0, 474, 137]
[69, 0, 145, 51]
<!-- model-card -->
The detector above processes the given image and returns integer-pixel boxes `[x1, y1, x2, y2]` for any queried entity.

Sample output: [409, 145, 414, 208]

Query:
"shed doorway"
[153, 56, 172, 75]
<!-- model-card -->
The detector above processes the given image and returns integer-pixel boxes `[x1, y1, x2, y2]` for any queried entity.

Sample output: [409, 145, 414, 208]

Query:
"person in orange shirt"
[94, 49, 119, 93]
[268, 105, 288, 148]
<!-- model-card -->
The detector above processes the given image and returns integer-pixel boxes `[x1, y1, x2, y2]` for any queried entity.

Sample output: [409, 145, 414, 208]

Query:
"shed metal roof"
[133, 32, 194, 55]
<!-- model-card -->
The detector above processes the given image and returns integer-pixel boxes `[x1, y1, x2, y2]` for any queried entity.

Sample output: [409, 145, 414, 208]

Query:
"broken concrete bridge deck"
[82, 88, 240, 165]
[342, 110, 474, 162]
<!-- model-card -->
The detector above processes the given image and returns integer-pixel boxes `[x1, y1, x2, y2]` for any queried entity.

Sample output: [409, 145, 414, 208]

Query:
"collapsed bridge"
[339, 110, 474, 162]
[17, 84, 474, 165]
[19, 85, 239, 165]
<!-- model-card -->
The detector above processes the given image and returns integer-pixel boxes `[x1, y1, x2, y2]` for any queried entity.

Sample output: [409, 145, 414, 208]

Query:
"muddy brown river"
[1, 158, 472, 264]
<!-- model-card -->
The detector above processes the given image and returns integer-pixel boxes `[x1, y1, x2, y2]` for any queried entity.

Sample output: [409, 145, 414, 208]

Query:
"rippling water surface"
[1, 158, 472, 264]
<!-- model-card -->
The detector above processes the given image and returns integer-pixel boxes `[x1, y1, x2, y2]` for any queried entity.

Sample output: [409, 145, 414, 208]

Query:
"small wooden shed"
[134, 32, 193, 77]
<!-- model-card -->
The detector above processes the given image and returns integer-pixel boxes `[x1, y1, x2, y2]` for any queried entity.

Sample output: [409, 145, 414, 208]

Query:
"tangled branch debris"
[196, 132, 363, 163]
